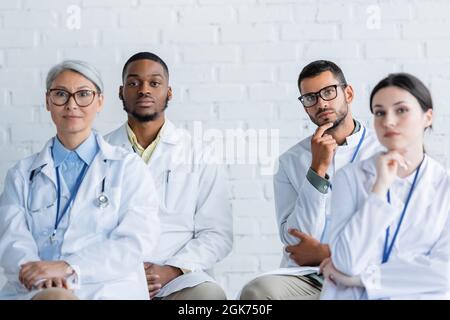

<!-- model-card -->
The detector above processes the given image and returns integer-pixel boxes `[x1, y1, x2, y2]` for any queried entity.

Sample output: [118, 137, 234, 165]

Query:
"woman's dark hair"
[370, 73, 433, 114]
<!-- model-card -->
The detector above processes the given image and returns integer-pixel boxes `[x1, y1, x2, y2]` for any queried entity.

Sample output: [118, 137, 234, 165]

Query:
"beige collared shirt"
[126, 122, 164, 164]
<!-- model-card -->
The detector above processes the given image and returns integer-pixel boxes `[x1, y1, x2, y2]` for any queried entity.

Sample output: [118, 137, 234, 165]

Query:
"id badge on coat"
[39, 235, 61, 261]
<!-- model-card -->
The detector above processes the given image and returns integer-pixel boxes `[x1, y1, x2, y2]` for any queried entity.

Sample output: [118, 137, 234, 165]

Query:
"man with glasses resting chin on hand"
[240, 60, 382, 300]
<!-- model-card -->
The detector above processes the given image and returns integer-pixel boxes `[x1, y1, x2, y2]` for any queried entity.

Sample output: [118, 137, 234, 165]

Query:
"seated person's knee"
[32, 288, 78, 300]
[240, 278, 271, 300]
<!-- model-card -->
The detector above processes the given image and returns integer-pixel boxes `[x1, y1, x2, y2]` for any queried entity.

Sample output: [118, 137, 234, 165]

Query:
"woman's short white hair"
[46, 60, 104, 93]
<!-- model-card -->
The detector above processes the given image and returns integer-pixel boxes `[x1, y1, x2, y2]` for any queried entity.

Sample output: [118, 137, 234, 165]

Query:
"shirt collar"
[352, 119, 361, 135]
[52, 132, 98, 167]
[76, 131, 99, 165]
[126, 123, 141, 152]
[52, 137, 70, 167]
[343, 119, 362, 146]
[126, 121, 165, 152]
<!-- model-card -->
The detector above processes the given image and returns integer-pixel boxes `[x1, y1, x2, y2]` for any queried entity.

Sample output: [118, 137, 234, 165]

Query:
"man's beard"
[122, 97, 169, 122]
[312, 103, 349, 132]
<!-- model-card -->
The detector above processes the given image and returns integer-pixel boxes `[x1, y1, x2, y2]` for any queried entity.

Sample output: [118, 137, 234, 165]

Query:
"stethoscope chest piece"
[97, 193, 109, 208]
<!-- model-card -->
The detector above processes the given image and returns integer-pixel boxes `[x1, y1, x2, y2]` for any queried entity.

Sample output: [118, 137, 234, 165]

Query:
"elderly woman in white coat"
[320, 73, 450, 299]
[0, 60, 160, 300]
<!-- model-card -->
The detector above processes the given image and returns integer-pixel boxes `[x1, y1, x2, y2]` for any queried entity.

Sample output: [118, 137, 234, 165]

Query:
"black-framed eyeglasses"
[298, 84, 347, 108]
[47, 89, 97, 107]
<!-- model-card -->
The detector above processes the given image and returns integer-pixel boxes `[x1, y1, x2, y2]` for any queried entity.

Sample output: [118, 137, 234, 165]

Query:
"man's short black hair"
[297, 60, 347, 91]
[122, 52, 169, 81]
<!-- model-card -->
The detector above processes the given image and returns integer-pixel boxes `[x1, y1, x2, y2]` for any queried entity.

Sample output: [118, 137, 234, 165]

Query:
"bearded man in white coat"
[240, 60, 382, 300]
[105, 52, 232, 300]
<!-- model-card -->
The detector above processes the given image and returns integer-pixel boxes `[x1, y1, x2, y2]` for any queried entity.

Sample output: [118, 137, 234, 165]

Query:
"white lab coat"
[275, 123, 382, 271]
[105, 119, 233, 297]
[322, 154, 450, 299]
[0, 132, 160, 300]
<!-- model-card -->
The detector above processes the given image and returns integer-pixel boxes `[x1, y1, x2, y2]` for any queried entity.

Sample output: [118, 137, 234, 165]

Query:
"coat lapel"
[361, 154, 440, 212]
[30, 137, 57, 187]
[408, 155, 440, 212]
[67, 132, 121, 222]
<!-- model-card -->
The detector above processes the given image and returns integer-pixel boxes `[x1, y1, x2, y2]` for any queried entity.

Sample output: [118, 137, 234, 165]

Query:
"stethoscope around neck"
[97, 175, 109, 208]
[28, 162, 110, 211]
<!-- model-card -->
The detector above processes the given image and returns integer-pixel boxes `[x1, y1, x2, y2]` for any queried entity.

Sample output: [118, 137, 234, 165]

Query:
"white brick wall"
[1, 0, 450, 298]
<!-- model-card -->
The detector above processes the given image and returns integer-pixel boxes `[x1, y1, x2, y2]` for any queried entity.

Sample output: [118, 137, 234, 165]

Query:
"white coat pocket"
[161, 170, 199, 215]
